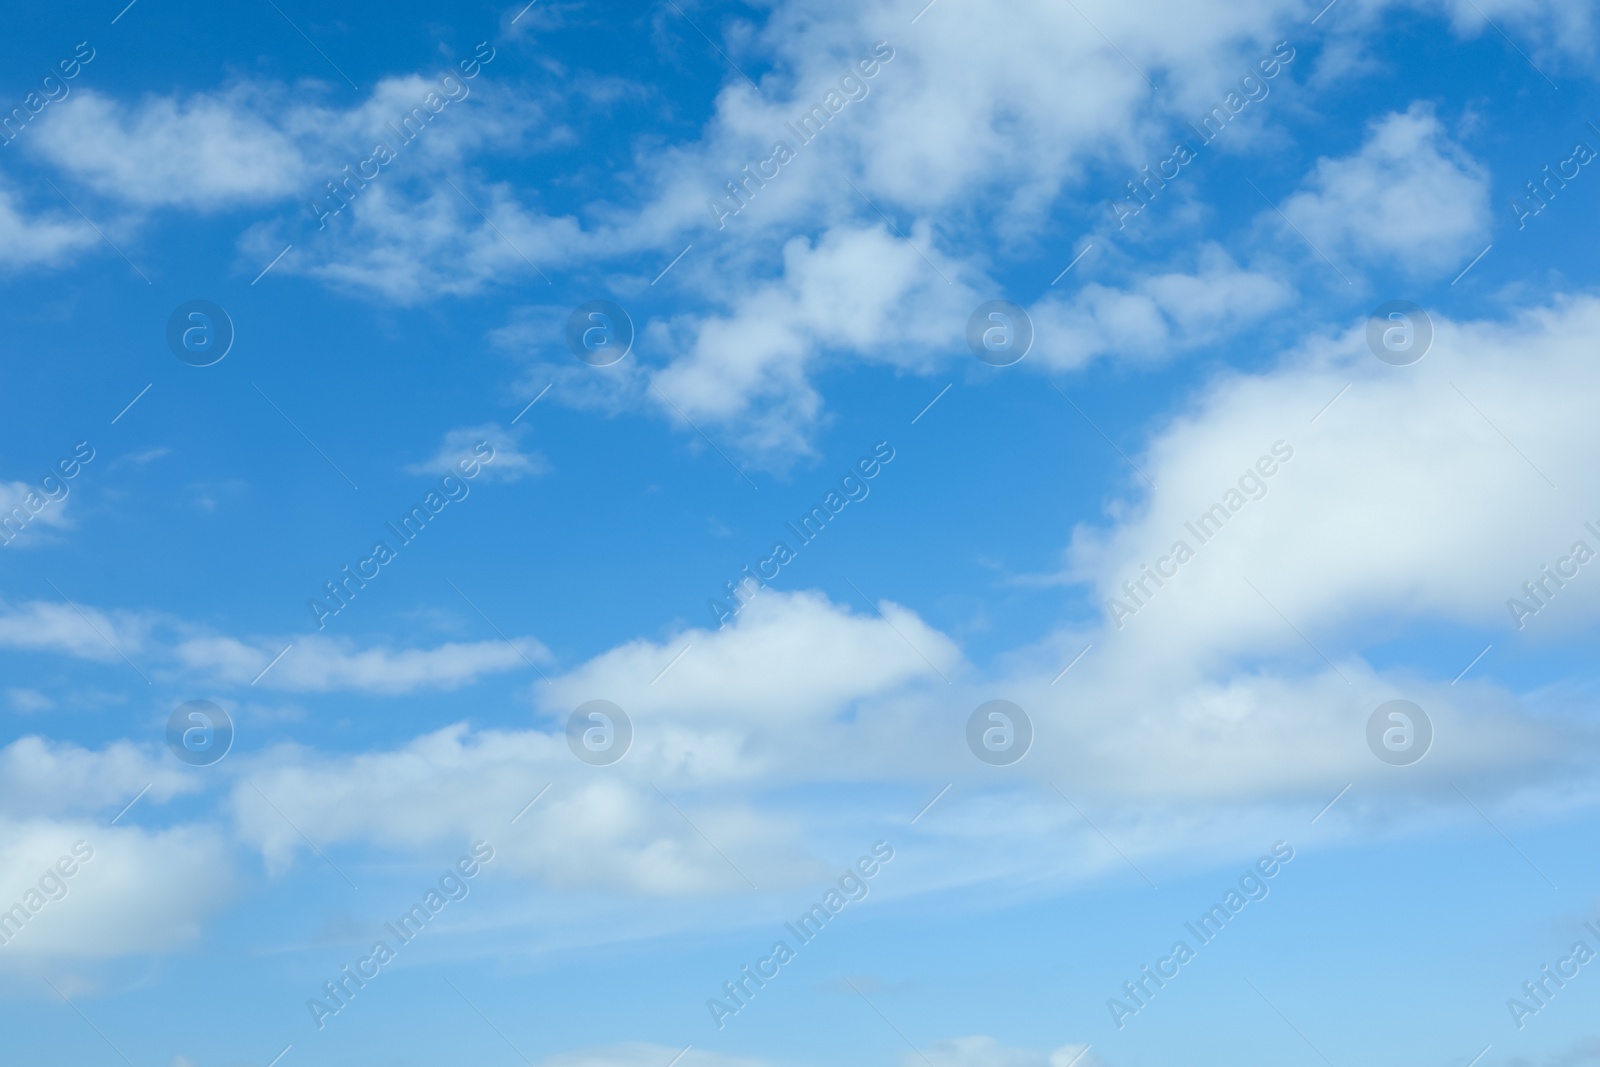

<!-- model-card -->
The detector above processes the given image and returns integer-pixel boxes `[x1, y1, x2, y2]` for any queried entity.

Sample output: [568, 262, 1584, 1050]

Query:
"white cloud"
[175, 634, 549, 693]
[0, 183, 98, 270]
[545, 590, 958, 730]
[902, 1037, 1100, 1067]
[0, 478, 73, 546]
[1030, 245, 1294, 371]
[0, 600, 148, 663]
[0, 594, 546, 695]
[0, 741, 226, 963]
[0, 819, 231, 962]
[243, 179, 582, 302]
[0, 737, 195, 819]
[224, 592, 956, 893]
[30, 88, 313, 208]
[230, 724, 818, 895]
[404, 422, 547, 482]
[27, 71, 535, 213]
[1279, 104, 1489, 276]
[649, 224, 973, 456]
[1430, 0, 1594, 63]
[1065, 294, 1600, 663]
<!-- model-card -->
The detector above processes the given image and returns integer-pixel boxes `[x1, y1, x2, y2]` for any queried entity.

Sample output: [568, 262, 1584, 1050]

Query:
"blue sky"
[3, 0, 1600, 1065]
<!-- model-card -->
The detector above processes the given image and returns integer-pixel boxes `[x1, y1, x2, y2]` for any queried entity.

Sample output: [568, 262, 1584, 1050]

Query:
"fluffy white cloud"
[28, 88, 312, 208]
[230, 723, 820, 894]
[1066, 294, 1600, 662]
[0, 737, 195, 818]
[1280, 104, 1489, 276]
[547, 590, 957, 730]
[649, 224, 972, 456]
[26, 67, 537, 212]
[223, 592, 954, 893]
[242, 179, 582, 301]
[1030, 245, 1293, 371]
[0, 819, 231, 962]
[0, 741, 227, 964]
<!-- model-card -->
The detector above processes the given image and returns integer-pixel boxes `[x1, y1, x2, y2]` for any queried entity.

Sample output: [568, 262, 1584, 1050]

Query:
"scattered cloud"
[404, 422, 548, 483]
[1280, 104, 1490, 276]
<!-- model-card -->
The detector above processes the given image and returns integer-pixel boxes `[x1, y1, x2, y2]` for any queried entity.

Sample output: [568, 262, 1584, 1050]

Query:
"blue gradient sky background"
[1, 1, 1599, 1066]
